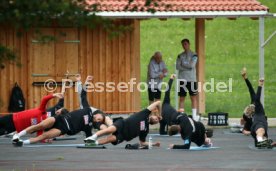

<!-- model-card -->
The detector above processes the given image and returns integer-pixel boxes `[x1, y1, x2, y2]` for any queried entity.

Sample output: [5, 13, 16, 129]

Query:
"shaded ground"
[0, 128, 276, 171]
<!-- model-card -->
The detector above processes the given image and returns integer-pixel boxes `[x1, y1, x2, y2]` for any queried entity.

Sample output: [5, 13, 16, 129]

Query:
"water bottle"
[148, 136, 153, 149]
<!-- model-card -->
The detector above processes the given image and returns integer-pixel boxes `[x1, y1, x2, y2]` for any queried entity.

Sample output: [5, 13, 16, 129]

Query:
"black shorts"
[148, 88, 161, 101]
[51, 115, 70, 135]
[111, 118, 125, 145]
[178, 81, 198, 97]
[0, 114, 15, 135]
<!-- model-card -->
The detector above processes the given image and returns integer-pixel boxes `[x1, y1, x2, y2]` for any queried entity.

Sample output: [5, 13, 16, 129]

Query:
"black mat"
[77, 145, 106, 149]
[248, 144, 275, 151]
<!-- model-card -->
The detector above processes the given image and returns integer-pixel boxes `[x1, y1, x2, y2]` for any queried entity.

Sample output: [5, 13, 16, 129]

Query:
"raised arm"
[75, 74, 84, 109]
[147, 100, 161, 112]
[38, 93, 63, 111]
[46, 98, 64, 116]
[241, 68, 256, 103]
[163, 74, 175, 104]
[256, 78, 264, 102]
[79, 75, 93, 109]
[255, 78, 265, 114]
[81, 89, 90, 109]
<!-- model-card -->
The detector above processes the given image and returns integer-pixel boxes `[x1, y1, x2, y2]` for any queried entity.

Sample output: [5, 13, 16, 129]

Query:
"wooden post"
[195, 18, 206, 114]
[132, 19, 141, 111]
[259, 17, 265, 106]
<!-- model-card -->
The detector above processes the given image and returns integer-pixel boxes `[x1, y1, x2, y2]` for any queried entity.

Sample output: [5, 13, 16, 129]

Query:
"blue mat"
[189, 146, 220, 151]
[168, 146, 220, 151]
[24, 144, 106, 149]
[77, 145, 106, 149]
[248, 144, 275, 151]
[24, 144, 84, 148]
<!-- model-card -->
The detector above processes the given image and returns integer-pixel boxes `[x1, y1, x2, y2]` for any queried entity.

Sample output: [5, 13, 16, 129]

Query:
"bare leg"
[191, 95, 198, 109]
[179, 96, 185, 109]
[28, 128, 61, 144]
[98, 135, 117, 145]
[25, 117, 55, 134]
[14, 117, 56, 140]
[256, 128, 266, 139]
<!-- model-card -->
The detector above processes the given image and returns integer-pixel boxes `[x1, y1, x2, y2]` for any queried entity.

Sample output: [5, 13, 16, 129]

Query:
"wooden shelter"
[0, 0, 270, 113]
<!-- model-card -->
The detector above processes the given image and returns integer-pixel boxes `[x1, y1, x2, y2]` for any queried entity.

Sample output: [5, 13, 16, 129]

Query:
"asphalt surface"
[0, 128, 276, 171]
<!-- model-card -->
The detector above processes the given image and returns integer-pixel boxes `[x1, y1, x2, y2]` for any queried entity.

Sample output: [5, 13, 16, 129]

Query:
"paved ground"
[0, 128, 276, 171]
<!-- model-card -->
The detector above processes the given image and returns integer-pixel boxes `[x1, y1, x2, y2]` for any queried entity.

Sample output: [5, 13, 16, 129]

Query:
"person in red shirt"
[0, 93, 63, 136]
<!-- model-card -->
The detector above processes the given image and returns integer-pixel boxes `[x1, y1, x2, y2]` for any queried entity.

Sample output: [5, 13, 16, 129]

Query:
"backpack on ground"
[8, 82, 25, 112]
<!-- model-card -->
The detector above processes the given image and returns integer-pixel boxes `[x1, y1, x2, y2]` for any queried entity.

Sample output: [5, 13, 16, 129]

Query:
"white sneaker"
[193, 115, 200, 122]
[229, 123, 242, 128]
[84, 136, 96, 143]
[12, 134, 20, 142]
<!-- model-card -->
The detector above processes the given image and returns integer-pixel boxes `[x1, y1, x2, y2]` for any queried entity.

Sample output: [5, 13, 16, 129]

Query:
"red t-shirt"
[12, 94, 54, 136]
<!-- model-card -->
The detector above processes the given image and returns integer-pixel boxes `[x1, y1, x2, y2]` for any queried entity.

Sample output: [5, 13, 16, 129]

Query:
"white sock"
[95, 141, 99, 145]
[23, 140, 30, 144]
[192, 108, 197, 119]
[257, 136, 264, 142]
[18, 130, 27, 137]
[91, 134, 98, 140]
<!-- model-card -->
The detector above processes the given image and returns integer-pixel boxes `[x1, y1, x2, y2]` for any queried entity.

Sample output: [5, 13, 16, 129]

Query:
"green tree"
[0, 0, 160, 68]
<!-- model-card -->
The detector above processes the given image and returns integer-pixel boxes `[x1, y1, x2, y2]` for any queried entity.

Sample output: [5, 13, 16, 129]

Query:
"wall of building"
[0, 19, 141, 113]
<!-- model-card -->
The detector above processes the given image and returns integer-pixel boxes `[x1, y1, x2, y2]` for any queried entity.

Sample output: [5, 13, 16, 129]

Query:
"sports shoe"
[12, 134, 20, 143]
[256, 139, 269, 149]
[84, 138, 96, 144]
[85, 142, 97, 147]
[267, 139, 274, 149]
[12, 140, 23, 147]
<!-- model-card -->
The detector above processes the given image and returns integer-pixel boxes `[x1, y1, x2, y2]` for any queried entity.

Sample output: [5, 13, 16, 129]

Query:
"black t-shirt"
[162, 104, 181, 125]
[63, 107, 103, 137]
[173, 115, 206, 149]
[123, 109, 151, 142]
[161, 79, 180, 125]
[191, 121, 206, 146]
[46, 98, 64, 117]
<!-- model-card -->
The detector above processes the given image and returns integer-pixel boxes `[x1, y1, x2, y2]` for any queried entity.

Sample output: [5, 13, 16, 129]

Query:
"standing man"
[176, 38, 199, 121]
[147, 51, 168, 104]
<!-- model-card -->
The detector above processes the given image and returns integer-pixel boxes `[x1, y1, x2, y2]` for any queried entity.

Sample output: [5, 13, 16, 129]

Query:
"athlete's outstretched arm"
[38, 93, 63, 111]
[80, 76, 93, 108]
[241, 68, 256, 103]
[163, 74, 176, 104]
[147, 100, 161, 112]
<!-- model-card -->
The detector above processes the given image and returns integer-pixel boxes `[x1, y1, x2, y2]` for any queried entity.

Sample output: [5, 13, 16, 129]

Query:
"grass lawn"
[140, 0, 276, 118]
